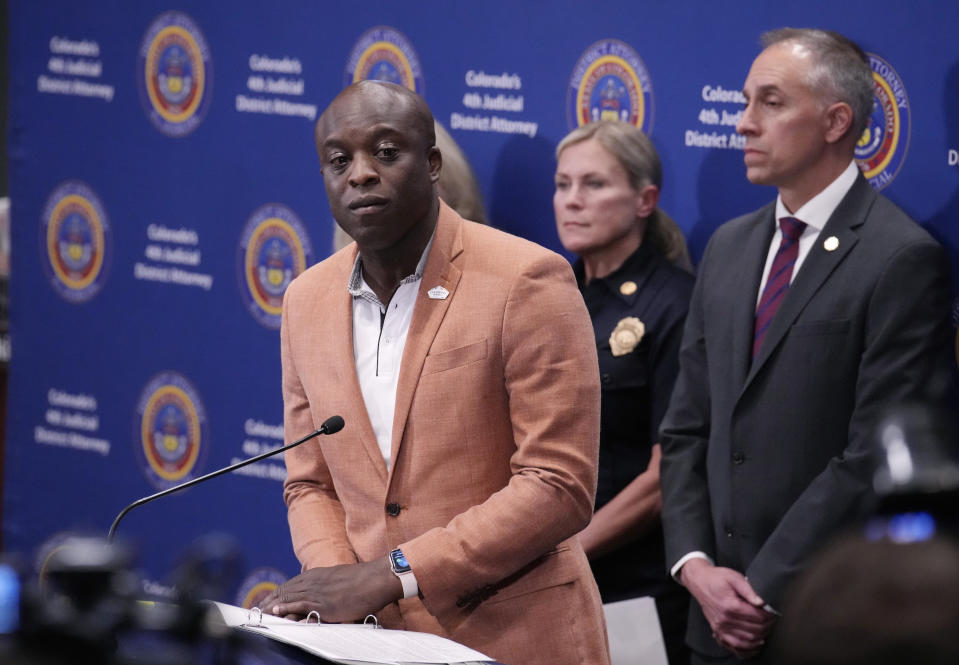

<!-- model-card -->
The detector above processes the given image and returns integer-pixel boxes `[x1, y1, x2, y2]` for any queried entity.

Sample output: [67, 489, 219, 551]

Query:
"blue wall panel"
[5, 0, 958, 603]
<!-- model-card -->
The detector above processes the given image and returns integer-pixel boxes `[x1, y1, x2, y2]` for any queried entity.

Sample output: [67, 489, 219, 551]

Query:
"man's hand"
[680, 558, 776, 659]
[260, 557, 403, 623]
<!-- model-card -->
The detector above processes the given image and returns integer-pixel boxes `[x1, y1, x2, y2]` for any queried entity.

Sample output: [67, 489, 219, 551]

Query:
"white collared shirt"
[755, 160, 860, 304]
[348, 238, 432, 599]
[348, 237, 433, 469]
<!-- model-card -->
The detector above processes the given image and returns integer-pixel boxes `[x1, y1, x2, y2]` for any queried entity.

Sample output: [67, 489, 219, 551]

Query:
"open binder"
[208, 601, 494, 665]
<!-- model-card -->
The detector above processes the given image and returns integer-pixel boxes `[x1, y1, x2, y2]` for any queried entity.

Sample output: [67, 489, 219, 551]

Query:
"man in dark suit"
[659, 28, 953, 663]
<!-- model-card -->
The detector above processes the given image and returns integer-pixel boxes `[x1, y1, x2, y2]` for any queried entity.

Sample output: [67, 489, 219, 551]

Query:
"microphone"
[108, 415, 345, 541]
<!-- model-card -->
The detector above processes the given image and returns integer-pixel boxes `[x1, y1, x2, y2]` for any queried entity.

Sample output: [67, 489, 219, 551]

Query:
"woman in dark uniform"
[554, 120, 694, 664]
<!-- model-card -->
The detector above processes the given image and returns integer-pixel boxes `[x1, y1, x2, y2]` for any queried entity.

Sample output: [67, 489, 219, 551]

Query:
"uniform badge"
[619, 280, 638, 296]
[609, 317, 645, 357]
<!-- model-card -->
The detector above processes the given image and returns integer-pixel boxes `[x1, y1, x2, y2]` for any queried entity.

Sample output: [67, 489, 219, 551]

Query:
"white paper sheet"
[208, 601, 494, 665]
[603, 596, 668, 665]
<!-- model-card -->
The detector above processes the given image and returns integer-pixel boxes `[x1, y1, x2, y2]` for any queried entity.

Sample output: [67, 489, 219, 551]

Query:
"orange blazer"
[280, 201, 609, 665]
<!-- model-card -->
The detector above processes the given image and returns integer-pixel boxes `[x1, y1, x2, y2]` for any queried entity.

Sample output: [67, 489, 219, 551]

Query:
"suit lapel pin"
[619, 281, 638, 296]
[427, 285, 449, 300]
[823, 236, 839, 252]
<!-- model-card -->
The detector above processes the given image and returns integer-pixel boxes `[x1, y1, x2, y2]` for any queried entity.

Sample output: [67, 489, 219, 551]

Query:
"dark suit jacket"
[659, 174, 953, 658]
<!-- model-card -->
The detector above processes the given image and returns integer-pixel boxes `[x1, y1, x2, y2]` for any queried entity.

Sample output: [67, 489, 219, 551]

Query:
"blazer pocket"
[790, 318, 851, 337]
[486, 546, 578, 604]
[423, 338, 488, 375]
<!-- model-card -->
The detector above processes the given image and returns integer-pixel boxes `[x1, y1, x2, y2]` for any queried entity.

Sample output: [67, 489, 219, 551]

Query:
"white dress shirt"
[347, 237, 434, 599]
[349, 236, 434, 469]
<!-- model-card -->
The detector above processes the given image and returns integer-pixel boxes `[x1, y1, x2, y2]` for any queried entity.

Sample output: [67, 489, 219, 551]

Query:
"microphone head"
[321, 415, 344, 435]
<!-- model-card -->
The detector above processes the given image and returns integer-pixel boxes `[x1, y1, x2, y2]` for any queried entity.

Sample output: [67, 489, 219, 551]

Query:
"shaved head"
[316, 80, 436, 156]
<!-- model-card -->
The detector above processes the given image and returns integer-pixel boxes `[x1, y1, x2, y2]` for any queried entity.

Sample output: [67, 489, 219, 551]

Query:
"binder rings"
[208, 601, 494, 665]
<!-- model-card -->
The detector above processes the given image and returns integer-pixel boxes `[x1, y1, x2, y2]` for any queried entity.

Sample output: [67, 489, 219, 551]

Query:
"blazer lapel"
[328, 246, 390, 483]
[729, 205, 777, 391]
[388, 202, 464, 478]
[744, 175, 874, 387]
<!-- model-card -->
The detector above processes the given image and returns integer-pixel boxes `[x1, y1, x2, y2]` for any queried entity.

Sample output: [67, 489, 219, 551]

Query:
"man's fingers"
[714, 630, 764, 657]
[727, 573, 764, 606]
[708, 599, 774, 641]
[725, 606, 772, 628]
[700, 567, 776, 658]
[271, 599, 314, 617]
[713, 595, 769, 626]
[719, 625, 766, 645]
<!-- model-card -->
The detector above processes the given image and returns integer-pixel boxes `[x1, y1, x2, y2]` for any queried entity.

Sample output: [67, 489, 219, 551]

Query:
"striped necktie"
[753, 216, 807, 358]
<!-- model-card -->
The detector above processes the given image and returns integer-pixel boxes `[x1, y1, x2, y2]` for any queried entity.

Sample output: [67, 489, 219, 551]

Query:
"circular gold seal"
[619, 281, 638, 296]
[609, 317, 645, 357]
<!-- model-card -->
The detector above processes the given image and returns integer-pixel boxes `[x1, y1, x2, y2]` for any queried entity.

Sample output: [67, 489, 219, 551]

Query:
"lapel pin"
[823, 236, 839, 252]
[427, 285, 449, 300]
[619, 281, 638, 296]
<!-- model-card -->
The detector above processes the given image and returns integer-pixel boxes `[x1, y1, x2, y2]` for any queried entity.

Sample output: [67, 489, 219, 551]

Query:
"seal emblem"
[235, 567, 288, 609]
[238, 203, 313, 329]
[138, 11, 213, 137]
[567, 39, 654, 132]
[345, 26, 424, 95]
[135, 371, 209, 489]
[855, 53, 910, 191]
[40, 181, 111, 304]
[609, 317, 645, 357]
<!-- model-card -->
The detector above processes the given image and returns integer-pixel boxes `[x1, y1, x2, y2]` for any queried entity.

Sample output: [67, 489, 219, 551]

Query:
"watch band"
[396, 568, 418, 598]
[389, 548, 418, 599]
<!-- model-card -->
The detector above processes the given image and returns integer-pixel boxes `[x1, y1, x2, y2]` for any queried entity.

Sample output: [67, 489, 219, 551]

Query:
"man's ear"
[824, 101, 855, 144]
[428, 146, 442, 184]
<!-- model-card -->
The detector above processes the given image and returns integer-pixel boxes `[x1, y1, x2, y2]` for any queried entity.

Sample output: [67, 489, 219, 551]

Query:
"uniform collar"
[574, 241, 659, 305]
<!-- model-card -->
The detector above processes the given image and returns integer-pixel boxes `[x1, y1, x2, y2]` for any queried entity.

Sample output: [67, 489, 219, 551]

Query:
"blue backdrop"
[5, 0, 959, 606]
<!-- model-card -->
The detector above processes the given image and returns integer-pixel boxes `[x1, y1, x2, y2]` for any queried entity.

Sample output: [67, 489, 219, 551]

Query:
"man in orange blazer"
[262, 80, 609, 665]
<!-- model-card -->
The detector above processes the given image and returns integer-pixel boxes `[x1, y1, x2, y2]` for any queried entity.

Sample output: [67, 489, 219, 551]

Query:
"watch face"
[390, 549, 411, 573]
